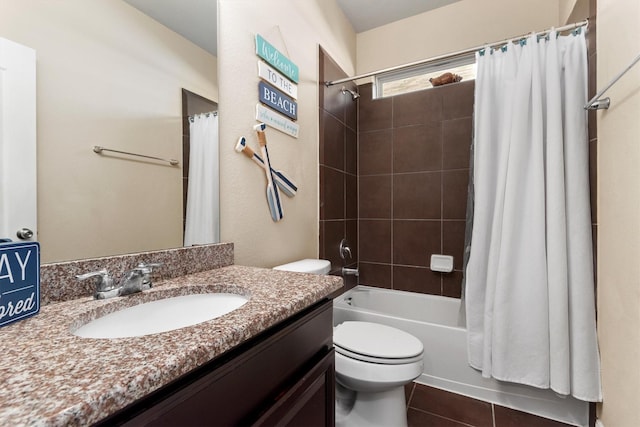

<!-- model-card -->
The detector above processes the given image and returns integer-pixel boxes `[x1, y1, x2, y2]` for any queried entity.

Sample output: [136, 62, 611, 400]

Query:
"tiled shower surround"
[357, 80, 473, 297]
[319, 49, 476, 298]
[319, 47, 358, 279]
[319, 37, 597, 425]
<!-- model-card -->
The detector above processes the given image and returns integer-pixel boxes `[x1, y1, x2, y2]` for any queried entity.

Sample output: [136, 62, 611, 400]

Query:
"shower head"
[341, 86, 360, 100]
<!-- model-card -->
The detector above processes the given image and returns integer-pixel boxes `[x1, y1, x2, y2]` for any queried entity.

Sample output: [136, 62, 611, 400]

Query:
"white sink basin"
[73, 293, 249, 339]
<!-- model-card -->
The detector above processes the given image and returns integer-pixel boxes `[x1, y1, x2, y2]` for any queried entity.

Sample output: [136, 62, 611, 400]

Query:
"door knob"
[16, 228, 34, 240]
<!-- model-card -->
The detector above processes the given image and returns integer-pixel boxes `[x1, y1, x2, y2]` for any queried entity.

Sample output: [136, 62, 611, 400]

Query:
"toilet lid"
[333, 321, 423, 360]
[273, 259, 331, 274]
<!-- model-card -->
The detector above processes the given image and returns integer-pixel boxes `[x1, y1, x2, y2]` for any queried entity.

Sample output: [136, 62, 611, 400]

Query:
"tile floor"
[405, 383, 573, 427]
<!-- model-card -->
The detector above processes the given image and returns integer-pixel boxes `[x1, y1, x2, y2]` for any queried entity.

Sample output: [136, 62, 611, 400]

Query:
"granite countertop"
[0, 265, 343, 426]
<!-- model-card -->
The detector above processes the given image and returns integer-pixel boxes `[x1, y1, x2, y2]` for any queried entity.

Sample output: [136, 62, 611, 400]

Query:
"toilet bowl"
[272, 259, 424, 427]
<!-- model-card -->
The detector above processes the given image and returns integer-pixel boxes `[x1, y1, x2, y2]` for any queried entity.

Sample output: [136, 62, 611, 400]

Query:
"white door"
[0, 38, 37, 242]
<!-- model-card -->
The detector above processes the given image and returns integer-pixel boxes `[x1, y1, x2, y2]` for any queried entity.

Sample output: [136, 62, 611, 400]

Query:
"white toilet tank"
[273, 259, 331, 275]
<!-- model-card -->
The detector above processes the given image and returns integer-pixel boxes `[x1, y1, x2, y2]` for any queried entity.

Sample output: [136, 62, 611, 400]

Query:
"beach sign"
[258, 61, 298, 99]
[259, 81, 297, 120]
[256, 104, 299, 138]
[255, 34, 299, 83]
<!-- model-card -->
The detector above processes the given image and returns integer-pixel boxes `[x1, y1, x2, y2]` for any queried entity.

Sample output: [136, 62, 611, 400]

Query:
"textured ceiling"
[123, 0, 217, 56]
[335, 0, 461, 32]
[122, 0, 462, 57]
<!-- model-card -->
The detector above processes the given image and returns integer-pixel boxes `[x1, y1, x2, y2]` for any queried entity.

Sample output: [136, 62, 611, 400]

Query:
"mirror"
[1, 1, 218, 263]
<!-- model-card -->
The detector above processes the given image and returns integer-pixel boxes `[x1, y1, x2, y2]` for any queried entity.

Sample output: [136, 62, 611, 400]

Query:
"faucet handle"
[76, 269, 117, 296]
[135, 262, 162, 272]
[339, 239, 353, 260]
[134, 262, 162, 289]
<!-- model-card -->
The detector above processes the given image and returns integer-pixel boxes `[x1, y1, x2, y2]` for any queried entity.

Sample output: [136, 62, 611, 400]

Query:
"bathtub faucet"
[342, 267, 359, 277]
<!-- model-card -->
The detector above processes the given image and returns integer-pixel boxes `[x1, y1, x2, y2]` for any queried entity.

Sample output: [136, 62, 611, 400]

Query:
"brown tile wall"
[319, 48, 358, 280]
[406, 383, 574, 427]
[357, 81, 474, 297]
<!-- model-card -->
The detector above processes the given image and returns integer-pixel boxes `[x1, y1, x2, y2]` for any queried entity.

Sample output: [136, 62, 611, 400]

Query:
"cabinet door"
[254, 349, 335, 427]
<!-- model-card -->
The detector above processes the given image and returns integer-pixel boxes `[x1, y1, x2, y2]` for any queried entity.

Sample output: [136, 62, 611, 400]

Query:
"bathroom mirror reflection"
[0, 0, 219, 263]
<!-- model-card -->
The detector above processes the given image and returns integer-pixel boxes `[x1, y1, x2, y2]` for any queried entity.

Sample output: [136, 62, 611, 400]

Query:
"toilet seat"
[335, 345, 424, 365]
[334, 321, 424, 365]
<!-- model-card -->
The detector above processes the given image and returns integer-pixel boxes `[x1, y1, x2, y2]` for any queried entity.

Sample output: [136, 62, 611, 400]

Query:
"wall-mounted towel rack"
[585, 53, 640, 110]
[93, 146, 179, 166]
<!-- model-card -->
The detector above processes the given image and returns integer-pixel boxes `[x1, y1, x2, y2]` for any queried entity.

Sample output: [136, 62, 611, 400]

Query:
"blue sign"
[259, 81, 298, 121]
[255, 34, 299, 83]
[0, 241, 40, 327]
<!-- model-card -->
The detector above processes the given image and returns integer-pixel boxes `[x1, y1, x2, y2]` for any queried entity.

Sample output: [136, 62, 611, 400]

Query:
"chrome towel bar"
[93, 146, 179, 166]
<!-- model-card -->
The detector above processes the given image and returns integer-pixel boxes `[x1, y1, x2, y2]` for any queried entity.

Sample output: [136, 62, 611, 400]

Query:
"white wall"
[218, 0, 356, 267]
[562, 0, 589, 25]
[356, 0, 561, 77]
[596, 0, 640, 425]
[560, 0, 580, 24]
[0, 0, 217, 263]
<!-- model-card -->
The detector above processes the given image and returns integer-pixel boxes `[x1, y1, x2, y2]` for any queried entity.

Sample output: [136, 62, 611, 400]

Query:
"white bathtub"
[333, 285, 589, 427]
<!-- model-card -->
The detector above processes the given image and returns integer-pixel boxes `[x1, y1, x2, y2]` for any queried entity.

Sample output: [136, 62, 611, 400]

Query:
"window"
[374, 54, 476, 98]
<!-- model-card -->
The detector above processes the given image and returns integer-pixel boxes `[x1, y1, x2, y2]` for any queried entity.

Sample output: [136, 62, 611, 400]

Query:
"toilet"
[273, 259, 424, 427]
[333, 321, 423, 427]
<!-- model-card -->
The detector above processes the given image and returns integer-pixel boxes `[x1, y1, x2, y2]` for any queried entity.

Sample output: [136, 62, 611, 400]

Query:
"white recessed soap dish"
[430, 254, 454, 273]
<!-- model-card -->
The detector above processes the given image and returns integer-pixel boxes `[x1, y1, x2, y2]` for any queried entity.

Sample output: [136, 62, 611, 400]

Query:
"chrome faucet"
[76, 269, 119, 299]
[339, 239, 359, 277]
[76, 262, 162, 299]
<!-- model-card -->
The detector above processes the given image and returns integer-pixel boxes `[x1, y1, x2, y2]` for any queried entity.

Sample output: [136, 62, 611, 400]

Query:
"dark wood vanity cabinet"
[96, 299, 335, 427]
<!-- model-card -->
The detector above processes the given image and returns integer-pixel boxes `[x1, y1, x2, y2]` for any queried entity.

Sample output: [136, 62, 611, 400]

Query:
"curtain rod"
[324, 19, 589, 87]
[584, 52, 640, 110]
[188, 111, 218, 121]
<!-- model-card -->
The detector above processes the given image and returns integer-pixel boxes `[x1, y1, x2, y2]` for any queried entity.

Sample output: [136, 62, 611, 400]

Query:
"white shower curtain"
[184, 113, 219, 246]
[465, 30, 602, 401]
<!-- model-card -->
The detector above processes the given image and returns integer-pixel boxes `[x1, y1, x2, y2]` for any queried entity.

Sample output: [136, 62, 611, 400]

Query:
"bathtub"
[333, 285, 589, 427]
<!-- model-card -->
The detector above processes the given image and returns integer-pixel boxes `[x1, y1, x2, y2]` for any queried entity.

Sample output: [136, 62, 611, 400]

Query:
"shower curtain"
[184, 112, 219, 246]
[465, 29, 602, 401]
